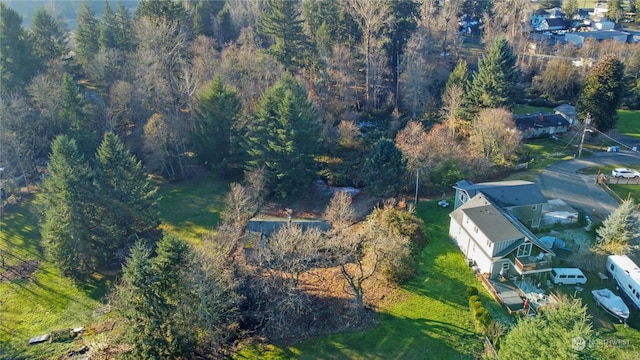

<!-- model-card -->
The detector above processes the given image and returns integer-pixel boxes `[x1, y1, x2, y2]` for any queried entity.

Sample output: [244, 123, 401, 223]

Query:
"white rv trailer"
[607, 255, 640, 310]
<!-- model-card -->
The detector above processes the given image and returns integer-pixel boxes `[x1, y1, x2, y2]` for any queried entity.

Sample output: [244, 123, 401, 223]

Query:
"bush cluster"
[466, 287, 493, 332]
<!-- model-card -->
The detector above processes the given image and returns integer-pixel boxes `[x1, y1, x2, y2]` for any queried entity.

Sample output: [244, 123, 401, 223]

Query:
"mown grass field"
[236, 200, 507, 359]
[616, 110, 640, 141]
[155, 172, 229, 245]
[0, 201, 112, 359]
[0, 173, 229, 359]
[512, 105, 554, 115]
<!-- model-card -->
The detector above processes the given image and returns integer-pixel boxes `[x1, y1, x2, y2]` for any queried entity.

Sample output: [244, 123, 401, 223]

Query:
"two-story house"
[449, 193, 554, 279]
[453, 179, 548, 228]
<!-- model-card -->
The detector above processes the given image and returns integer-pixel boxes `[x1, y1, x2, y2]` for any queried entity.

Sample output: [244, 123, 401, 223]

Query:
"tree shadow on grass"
[280, 312, 482, 360]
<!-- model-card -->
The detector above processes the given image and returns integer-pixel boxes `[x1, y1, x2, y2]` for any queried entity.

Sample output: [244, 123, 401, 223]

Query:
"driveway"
[535, 150, 640, 220]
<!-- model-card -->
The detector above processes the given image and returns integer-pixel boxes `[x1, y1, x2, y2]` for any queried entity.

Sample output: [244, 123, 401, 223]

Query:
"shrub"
[468, 295, 480, 308]
[466, 286, 479, 301]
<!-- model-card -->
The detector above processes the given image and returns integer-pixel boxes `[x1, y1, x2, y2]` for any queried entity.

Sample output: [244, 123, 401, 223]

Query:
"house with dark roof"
[449, 193, 555, 279]
[513, 113, 571, 139]
[453, 179, 548, 228]
[538, 18, 567, 32]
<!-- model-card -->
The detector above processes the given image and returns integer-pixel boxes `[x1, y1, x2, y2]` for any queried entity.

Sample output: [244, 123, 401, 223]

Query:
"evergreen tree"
[466, 37, 520, 111]
[596, 199, 639, 255]
[576, 55, 625, 132]
[193, 77, 242, 171]
[562, 0, 579, 22]
[60, 73, 97, 155]
[245, 74, 320, 198]
[446, 59, 471, 94]
[99, 0, 117, 50]
[116, 236, 197, 359]
[75, 1, 100, 64]
[363, 139, 406, 198]
[29, 7, 68, 62]
[136, 0, 192, 35]
[115, 1, 136, 51]
[38, 135, 95, 279]
[0, 2, 40, 92]
[193, 0, 223, 37]
[499, 298, 599, 359]
[608, 0, 624, 23]
[93, 132, 160, 267]
[258, 0, 311, 72]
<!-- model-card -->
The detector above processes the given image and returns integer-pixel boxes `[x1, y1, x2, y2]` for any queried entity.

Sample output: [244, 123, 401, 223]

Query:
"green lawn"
[0, 172, 228, 359]
[156, 172, 229, 245]
[0, 202, 112, 359]
[513, 105, 554, 115]
[236, 200, 509, 359]
[616, 110, 640, 140]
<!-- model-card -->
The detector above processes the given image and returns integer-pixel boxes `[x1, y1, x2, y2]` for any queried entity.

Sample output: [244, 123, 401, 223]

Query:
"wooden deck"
[478, 274, 525, 315]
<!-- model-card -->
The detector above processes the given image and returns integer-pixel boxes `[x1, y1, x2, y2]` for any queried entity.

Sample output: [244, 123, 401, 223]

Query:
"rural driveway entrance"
[536, 150, 640, 221]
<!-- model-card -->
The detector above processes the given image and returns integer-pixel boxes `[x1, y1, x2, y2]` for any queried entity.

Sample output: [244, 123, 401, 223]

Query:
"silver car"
[612, 168, 640, 178]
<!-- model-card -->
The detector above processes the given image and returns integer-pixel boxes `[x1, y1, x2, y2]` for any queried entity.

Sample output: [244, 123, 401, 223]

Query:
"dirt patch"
[258, 183, 380, 221]
[0, 260, 39, 282]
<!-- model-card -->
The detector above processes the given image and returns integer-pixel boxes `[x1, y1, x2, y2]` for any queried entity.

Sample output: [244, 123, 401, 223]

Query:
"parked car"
[612, 168, 640, 178]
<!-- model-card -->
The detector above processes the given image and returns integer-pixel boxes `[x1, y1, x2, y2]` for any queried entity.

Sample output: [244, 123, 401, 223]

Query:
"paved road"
[535, 150, 640, 220]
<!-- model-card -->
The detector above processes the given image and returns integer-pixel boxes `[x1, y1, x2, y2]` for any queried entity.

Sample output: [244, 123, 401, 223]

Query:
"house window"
[517, 243, 532, 257]
[474, 225, 478, 233]
[486, 239, 492, 247]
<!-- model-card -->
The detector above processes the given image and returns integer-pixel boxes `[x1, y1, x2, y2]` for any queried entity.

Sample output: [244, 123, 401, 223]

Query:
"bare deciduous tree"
[468, 108, 522, 166]
[346, 0, 393, 107]
[324, 191, 357, 231]
[336, 120, 362, 149]
[395, 121, 429, 176]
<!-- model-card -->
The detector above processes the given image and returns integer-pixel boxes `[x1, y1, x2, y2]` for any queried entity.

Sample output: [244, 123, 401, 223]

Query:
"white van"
[549, 268, 587, 285]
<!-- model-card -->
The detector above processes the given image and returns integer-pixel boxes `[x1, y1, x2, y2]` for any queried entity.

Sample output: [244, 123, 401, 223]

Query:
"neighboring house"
[591, 2, 609, 18]
[538, 18, 567, 32]
[554, 104, 578, 125]
[449, 193, 555, 279]
[531, 8, 551, 27]
[514, 113, 571, 139]
[531, 7, 565, 29]
[453, 179, 547, 228]
[565, 30, 630, 46]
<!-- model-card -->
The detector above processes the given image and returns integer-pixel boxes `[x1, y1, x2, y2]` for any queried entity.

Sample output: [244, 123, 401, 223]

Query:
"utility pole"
[415, 168, 420, 205]
[578, 113, 591, 158]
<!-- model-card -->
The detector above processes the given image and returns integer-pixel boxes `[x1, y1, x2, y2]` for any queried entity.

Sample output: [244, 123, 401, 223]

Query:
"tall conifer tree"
[38, 136, 94, 279]
[75, 1, 100, 64]
[245, 74, 320, 197]
[466, 37, 520, 111]
[258, 0, 311, 72]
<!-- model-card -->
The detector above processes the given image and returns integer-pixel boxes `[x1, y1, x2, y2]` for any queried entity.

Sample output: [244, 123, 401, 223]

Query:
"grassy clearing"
[0, 202, 112, 359]
[616, 110, 640, 140]
[156, 172, 229, 245]
[513, 105, 554, 115]
[236, 200, 510, 359]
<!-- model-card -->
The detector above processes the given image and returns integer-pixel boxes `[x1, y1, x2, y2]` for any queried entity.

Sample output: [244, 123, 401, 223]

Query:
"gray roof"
[542, 18, 566, 28]
[554, 104, 577, 120]
[454, 180, 548, 208]
[450, 194, 523, 243]
[450, 193, 554, 254]
[568, 30, 629, 40]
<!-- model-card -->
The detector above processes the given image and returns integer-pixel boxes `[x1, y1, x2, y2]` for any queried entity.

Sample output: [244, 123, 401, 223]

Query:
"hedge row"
[466, 286, 493, 332]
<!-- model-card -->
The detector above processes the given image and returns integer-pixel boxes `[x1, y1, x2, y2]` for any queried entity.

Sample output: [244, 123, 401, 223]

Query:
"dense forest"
[1, 0, 640, 357]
